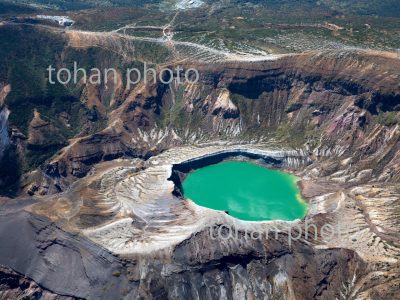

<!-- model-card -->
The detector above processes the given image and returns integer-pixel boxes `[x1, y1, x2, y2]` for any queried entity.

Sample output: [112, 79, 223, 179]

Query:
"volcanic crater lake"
[182, 161, 308, 221]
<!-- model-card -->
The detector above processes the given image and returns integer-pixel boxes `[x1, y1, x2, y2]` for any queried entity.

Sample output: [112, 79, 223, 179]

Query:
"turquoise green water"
[182, 161, 308, 221]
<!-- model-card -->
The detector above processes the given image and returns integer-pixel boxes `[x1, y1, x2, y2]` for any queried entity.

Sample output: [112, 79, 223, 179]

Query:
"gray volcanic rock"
[2, 140, 399, 298]
[0, 205, 127, 299]
[0, 197, 363, 300]
[170, 226, 363, 300]
[1, 25, 400, 300]
[0, 266, 76, 300]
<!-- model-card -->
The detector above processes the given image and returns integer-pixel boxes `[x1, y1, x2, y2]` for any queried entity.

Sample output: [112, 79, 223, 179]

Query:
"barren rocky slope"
[0, 25, 400, 299]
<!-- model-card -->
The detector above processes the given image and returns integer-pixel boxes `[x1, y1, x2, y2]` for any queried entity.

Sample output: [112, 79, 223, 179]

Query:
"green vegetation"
[3, 0, 400, 17]
[0, 26, 112, 172]
[166, 2, 400, 53]
[160, 85, 186, 128]
[376, 111, 399, 127]
[320, 0, 400, 17]
[112, 271, 121, 277]
[231, 0, 400, 17]
[3, 0, 400, 53]
[0, 26, 66, 132]
[0, 0, 160, 11]
[0, 2, 36, 14]
[0, 145, 21, 196]
[285, 103, 302, 113]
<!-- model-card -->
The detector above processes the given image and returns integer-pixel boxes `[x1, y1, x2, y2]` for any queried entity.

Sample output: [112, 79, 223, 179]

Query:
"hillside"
[0, 1, 400, 299]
